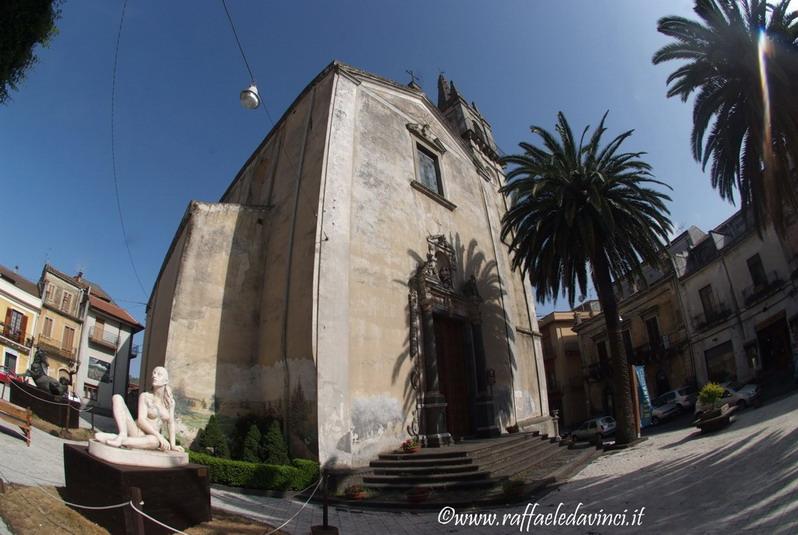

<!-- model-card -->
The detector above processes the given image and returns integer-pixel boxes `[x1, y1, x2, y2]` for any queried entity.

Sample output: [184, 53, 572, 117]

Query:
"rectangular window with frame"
[63, 325, 75, 351]
[747, 254, 767, 287]
[84, 384, 98, 401]
[61, 292, 73, 315]
[699, 284, 718, 317]
[4, 352, 17, 374]
[645, 317, 661, 348]
[43, 317, 53, 338]
[416, 144, 442, 195]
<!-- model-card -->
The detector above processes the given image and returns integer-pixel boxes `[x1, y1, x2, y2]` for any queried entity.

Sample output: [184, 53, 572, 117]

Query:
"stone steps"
[361, 431, 585, 494]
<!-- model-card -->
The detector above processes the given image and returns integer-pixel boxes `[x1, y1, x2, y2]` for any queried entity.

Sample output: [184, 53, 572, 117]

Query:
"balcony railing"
[742, 271, 784, 307]
[0, 322, 33, 350]
[693, 307, 733, 332]
[37, 333, 77, 360]
[89, 326, 119, 350]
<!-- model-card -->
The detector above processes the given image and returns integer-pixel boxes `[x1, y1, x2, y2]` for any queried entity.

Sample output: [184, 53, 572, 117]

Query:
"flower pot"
[346, 491, 367, 500]
[402, 446, 420, 454]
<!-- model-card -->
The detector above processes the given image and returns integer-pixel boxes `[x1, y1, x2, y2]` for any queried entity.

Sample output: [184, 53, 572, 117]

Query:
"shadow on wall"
[391, 234, 516, 436]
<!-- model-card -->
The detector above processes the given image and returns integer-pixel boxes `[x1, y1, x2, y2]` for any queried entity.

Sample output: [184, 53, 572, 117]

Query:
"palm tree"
[500, 112, 672, 445]
[653, 0, 798, 235]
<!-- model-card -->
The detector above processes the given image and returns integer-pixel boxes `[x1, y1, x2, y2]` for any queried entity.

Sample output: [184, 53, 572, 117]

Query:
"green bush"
[261, 421, 290, 465]
[699, 383, 725, 406]
[189, 452, 319, 491]
[229, 413, 281, 460]
[291, 458, 320, 489]
[241, 424, 262, 463]
[196, 414, 230, 458]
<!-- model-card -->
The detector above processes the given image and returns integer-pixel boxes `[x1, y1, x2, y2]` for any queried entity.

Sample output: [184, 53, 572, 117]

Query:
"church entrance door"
[434, 315, 472, 439]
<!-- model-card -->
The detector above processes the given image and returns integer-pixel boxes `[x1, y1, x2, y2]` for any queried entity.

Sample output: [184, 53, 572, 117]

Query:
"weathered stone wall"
[142, 71, 334, 453]
[314, 72, 546, 467]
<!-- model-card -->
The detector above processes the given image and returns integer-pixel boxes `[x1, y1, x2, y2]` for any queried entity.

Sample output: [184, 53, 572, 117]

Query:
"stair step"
[373, 464, 481, 476]
[370, 457, 474, 469]
[378, 450, 469, 461]
[471, 435, 555, 466]
[363, 477, 503, 492]
[493, 442, 573, 479]
[364, 470, 492, 485]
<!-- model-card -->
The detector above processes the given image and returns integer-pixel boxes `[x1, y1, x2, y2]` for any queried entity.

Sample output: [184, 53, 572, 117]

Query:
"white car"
[654, 386, 697, 411]
[650, 400, 680, 425]
[694, 381, 761, 416]
[571, 416, 616, 441]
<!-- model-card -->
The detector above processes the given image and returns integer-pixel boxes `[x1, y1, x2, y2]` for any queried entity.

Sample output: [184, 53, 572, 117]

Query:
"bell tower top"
[435, 74, 499, 162]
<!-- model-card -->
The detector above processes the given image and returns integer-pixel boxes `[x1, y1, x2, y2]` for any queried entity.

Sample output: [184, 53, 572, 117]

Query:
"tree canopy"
[0, 0, 62, 104]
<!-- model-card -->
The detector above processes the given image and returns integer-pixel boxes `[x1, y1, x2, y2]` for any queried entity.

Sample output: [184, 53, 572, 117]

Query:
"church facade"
[141, 62, 552, 468]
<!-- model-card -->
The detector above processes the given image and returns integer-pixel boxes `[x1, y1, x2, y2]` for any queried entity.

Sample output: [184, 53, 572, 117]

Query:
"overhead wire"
[111, 0, 148, 298]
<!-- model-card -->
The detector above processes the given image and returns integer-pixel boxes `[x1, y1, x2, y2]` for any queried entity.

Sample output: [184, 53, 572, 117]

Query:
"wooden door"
[434, 316, 471, 438]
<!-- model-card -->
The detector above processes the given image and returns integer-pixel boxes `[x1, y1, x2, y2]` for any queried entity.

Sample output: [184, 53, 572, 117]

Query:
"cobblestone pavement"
[1, 391, 797, 534]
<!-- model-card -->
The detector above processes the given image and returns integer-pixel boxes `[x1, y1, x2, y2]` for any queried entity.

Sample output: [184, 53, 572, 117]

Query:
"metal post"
[322, 471, 329, 528]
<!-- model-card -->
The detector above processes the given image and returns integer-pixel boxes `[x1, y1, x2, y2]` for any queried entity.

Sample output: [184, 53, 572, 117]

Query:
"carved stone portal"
[409, 235, 499, 447]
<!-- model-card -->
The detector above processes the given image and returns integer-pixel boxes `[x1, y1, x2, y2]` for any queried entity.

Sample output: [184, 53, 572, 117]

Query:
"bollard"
[310, 471, 339, 535]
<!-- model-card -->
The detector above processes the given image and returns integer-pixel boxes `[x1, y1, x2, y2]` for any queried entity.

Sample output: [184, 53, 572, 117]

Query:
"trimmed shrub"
[291, 458, 320, 489]
[241, 424, 262, 463]
[229, 413, 281, 460]
[188, 452, 319, 491]
[197, 414, 230, 458]
[261, 421, 290, 465]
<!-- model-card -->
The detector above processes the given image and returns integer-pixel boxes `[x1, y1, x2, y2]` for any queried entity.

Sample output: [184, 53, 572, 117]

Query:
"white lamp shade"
[240, 84, 260, 110]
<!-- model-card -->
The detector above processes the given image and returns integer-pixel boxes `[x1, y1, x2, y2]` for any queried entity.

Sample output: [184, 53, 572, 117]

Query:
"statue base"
[88, 439, 189, 468]
[64, 444, 210, 534]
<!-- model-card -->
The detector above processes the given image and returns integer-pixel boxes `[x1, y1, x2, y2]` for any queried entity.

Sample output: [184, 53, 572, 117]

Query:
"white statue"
[95, 366, 184, 452]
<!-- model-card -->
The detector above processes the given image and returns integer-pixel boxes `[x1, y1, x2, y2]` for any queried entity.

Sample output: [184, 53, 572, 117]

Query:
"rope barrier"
[0, 465, 188, 533]
[262, 477, 322, 535]
[7, 380, 97, 412]
[129, 500, 188, 535]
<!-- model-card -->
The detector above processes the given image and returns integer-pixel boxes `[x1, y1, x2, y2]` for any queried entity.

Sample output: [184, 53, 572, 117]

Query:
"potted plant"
[343, 484, 367, 500]
[400, 437, 420, 453]
[506, 423, 519, 434]
[697, 383, 727, 420]
[406, 486, 431, 503]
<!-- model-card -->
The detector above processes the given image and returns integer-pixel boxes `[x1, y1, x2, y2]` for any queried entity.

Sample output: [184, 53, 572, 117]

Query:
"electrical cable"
[111, 0, 148, 298]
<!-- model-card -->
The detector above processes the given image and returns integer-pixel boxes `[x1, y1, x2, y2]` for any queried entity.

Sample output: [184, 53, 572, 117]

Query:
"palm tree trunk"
[592, 252, 637, 445]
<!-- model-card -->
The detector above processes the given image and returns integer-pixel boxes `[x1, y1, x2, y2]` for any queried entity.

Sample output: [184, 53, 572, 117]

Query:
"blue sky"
[1, 0, 738, 373]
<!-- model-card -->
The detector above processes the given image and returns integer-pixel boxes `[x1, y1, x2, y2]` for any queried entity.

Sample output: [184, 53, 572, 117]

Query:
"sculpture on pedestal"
[95, 366, 184, 453]
[26, 349, 68, 395]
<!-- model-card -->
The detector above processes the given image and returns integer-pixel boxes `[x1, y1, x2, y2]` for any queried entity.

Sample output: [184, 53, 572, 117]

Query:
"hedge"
[189, 451, 319, 491]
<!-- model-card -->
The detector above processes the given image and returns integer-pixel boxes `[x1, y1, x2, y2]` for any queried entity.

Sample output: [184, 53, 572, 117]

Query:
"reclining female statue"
[95, 366, 183, 452]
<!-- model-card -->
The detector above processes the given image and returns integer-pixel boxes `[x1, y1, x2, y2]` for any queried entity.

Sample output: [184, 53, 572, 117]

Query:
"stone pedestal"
[63, 444, 210, 534]
[87, 440, 189, 468]
[474, 393, 501, 438]
[419, 391, 452, 447]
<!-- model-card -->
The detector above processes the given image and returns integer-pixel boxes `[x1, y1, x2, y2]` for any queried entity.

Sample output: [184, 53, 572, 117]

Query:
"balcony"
[37, 333, 77, 361]
[742, 271, 785, 308]
[0, 322, 33, 352]
[693, 307, 733, 332]
[89, 326, 119, 351]
[130, 344, 140, 358]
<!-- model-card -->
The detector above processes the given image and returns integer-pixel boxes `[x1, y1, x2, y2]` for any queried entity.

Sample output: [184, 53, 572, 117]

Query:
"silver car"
[571, 416, 616, 441]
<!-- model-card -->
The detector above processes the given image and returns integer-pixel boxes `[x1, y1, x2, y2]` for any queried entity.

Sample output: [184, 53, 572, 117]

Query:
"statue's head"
[151, 366, 169, 387]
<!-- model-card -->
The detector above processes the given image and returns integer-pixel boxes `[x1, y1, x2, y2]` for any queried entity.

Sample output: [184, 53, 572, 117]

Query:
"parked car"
[571, 416, 616, 441]
[650, 400, 680, 425]
[653, 386, 697, 412]
[694, 381, 761, 416]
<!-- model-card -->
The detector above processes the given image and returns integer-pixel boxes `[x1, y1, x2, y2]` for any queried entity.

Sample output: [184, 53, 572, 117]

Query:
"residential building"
[36, 265, 86, 383]
[0, 265, 41, 376]
[539, 302, 599, 429]
[142, 62, 551, 468]
[574, 231, 700, 416]
[72, 275, 144, 413]
[673, 211, 798, 386]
